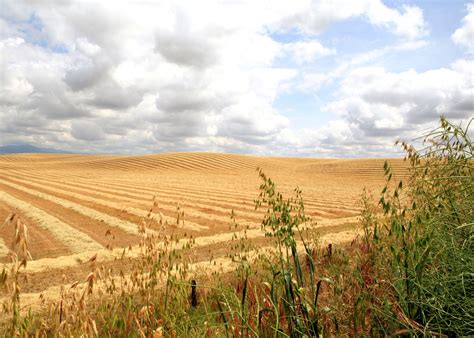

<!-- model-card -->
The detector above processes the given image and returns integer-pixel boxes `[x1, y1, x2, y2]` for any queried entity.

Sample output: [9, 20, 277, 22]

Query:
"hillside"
[0, 153, 408, 310]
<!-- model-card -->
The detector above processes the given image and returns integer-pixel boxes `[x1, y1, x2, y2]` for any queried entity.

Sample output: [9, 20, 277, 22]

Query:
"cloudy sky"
[0, 0, 473, 156]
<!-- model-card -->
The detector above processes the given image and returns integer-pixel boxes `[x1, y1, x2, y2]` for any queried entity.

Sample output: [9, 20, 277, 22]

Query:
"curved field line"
[1, 176, 240, 227]
[10, 170, 363, 215]
[164, 156, 255, 170]
[12, 172, 353, 221]
[0, 178, 207, 232]
[99, 158, 174, 171]
[16, 170, 257, 201]
[207, 156, 261, 170]
[4, 173, 263, 222]
[0, 201, 72, 260]
[80, 157, 188, 171]
[135, 156, 210, 170]
[0, 179, 149, 235]
[12, 171, 264, 216]
[109, 181, 358, 211]
[79, 161, 139, 171]
[158, 153, 227, 170]
[7, 172, 245, 214]
[0, 186, 141, 252]
[70, 153, 263, 171]
[140, 156, 220, 171]
[9, 171, 361, 215]
[11, 168, 258, 200]
[150, 152, 260, 169]
[0, 191, 103, 254]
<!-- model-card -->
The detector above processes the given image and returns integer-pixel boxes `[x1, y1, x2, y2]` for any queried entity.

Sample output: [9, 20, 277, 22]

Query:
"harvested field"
[0, 201, 71, 261]
[0, 152, 408, 306]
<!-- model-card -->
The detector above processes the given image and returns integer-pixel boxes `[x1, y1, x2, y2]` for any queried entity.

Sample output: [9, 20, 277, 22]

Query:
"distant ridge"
[0, 144, 72, 154]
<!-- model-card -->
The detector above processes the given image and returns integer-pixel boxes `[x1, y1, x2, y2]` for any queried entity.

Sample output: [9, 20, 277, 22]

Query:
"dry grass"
[0, 153, 404, 311]
[0, 117, 470, 336]
[0, 229, 358, 317]
[0, 238, 9, 258]
[2, 175, 210, 231]
[0, 178, 159, 235]
[0, 191, 103, 253]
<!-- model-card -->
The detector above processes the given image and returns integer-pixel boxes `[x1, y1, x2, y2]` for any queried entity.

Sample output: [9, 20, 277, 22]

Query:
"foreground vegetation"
[1, 116, 472, 336]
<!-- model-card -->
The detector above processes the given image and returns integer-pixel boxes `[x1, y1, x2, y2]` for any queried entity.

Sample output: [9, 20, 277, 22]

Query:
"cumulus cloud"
[0, 0, 456, 157]
[90, 79, 144, 110]
[64, 54, 110, 92]
[452, 4, 474, 52]
[1, 0, 297, 153]
[155, 27, 218, 68]
[155, 86, 227, 114]
[70, 120, 106, 141]
[366, 2, 427, 40]
[0, 35, 88, 128]
[317, 60, 473, 153]
[217, 100, 290, 144]
[275, 0, 427, 40]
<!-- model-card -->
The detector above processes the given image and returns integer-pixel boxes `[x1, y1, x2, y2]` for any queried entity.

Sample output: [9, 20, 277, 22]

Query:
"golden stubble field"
[0, 152, 408, 309]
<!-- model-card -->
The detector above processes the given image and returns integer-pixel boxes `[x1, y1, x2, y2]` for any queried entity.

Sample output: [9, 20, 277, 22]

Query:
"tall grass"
[1, 213, 32, 336]
[253, 169, 322, 336]
[0, 116, 471, 336]
[370, 116, 473, 335]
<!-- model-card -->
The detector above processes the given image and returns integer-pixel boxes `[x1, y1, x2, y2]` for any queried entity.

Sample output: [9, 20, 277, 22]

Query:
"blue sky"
[275, 0, 469, 130]
[0, 0, 472, 156]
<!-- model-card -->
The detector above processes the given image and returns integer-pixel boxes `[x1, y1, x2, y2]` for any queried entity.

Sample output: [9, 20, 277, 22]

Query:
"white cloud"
[283, 40, 335, 64]
[275, 0, 427, 40]
[75, 37, 101, 56]
[452, 3, 474, 52]
[0, 0, 296, 152]
[366, 3, 428, 40]
[0, 0, 445, 157]
[155, 29, 218, 68]
[272, 56, 472, 157]
[320, 60, 473, 148]
[260, 57, 471, 157]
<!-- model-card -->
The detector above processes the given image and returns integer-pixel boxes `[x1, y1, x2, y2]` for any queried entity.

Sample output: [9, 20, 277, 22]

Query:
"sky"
[0, 0, 473, 157]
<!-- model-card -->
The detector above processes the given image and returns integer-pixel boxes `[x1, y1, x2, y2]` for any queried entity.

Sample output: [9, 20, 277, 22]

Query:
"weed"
[0, 116, 471, 336]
